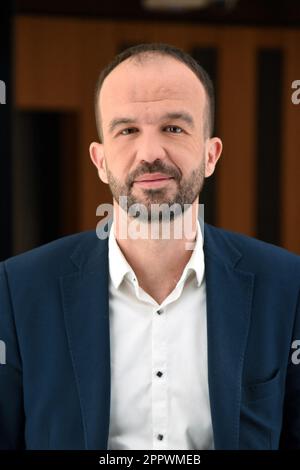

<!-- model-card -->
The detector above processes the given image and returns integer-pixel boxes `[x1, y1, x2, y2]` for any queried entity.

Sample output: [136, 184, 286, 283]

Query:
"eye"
[164, 125, 183, 134]
[120, 128, 138, 136]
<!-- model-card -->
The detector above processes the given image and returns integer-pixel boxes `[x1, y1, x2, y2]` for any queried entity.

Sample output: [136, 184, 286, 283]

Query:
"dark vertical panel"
[13, 112, 69, 254]
[0, 2, 14, 260]
[59, 113, 80, 236]
[256, 49, 283, 245]
[191, 47, 218, 226]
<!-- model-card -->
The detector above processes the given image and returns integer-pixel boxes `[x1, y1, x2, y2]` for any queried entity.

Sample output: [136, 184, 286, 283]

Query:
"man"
[0, 43, 300, 450]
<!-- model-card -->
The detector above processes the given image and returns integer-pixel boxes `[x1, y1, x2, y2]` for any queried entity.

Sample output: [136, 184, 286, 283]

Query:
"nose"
[135, 129, 167, 163]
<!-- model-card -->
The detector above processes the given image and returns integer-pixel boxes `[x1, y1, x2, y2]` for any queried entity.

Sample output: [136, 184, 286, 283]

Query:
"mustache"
[126, 160, 181, 187]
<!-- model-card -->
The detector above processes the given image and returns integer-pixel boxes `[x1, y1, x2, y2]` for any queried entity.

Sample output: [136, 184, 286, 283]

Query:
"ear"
[204, 137, 223, 178]
[89, 142, 108, 184]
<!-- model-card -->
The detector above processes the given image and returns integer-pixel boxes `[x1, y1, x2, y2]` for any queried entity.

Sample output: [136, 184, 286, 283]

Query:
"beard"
[105, 158, 205, 223]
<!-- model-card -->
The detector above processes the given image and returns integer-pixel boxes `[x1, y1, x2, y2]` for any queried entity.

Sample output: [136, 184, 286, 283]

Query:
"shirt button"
[157, 309, 164, 315]
[156, 371, 163, 377]
[157, 434, 164, 441]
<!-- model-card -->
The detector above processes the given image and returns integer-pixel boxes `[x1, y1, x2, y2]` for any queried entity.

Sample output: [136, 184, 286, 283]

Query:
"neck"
[112, 201, 199, 303]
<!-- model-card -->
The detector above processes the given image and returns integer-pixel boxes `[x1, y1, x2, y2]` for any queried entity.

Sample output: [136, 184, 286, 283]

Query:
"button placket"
[152, 307, 168, 449]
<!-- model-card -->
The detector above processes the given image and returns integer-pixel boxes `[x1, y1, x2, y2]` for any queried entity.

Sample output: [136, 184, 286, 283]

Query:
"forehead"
[99, 55, 206, 125]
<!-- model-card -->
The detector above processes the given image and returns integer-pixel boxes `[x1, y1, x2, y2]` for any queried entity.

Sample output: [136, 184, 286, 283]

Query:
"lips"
[134, 173, 173, 183]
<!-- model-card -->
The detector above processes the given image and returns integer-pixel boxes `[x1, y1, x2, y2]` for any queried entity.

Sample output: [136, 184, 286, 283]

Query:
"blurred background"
[0, 0, 300, 260]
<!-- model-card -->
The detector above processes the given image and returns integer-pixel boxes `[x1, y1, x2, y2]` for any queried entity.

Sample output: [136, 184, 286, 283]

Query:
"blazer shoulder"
[204, 223, 300, 273]
[1, 230, 104, 279]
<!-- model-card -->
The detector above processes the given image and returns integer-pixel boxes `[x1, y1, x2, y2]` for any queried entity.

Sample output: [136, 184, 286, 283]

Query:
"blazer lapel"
[204, 224, 255, 449]
[60, 233, 110, 450]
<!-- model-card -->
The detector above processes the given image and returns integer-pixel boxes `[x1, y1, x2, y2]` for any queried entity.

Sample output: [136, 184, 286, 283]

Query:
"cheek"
[109, 135, 136, 152]
[103, 142, 132, 175]
[169, 139, 203, 170]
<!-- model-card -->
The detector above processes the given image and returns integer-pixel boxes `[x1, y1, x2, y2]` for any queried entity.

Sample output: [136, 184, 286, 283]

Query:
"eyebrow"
[108, 111, 195, 134]
[161, 112, 195, 128]
[108, 117, 136, 134]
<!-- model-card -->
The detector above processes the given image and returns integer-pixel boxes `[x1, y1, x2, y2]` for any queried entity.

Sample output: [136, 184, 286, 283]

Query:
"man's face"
[90, 54, 222, 220]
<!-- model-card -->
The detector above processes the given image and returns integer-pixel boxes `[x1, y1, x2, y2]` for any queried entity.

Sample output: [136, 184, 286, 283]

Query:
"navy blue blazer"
[0, 223, 300, 450]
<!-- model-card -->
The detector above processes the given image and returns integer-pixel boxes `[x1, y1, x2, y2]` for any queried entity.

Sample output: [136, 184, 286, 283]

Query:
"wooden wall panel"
[282, 30, 300, 253]
[15, 17, 83, 109]
[217, 29, 256, 236]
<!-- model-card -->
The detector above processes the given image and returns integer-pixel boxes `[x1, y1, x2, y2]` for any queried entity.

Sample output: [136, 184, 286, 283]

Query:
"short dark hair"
[94, 43, 215, 141]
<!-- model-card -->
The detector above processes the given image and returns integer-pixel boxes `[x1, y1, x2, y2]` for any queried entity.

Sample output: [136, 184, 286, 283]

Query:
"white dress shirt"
[107, 219, 214, 450]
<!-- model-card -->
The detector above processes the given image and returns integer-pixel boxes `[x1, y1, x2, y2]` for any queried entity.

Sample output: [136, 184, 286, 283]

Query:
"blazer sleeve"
[280, 288, 300, 449]
[0, 261, 25, 449]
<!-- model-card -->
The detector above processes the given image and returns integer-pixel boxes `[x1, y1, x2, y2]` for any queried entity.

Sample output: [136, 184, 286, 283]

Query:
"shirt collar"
[108, 222, 136, 290]
[108, 218, 204, 290]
